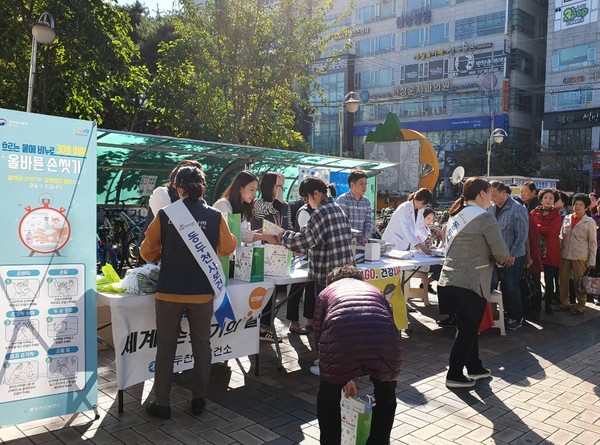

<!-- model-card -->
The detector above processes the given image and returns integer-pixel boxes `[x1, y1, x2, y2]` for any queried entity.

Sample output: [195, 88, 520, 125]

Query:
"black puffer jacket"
[314, 278, 402, 385]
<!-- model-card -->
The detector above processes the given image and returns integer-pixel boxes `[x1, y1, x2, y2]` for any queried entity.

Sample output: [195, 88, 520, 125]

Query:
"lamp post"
[486, 128, 508, 177]
[26, 12, 56, 113]
[338, 91, 361, 157]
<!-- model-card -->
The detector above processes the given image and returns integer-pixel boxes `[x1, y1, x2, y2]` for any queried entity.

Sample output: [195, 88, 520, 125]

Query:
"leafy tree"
[0, 0, 149, 129]
[151, 0, 334, 149]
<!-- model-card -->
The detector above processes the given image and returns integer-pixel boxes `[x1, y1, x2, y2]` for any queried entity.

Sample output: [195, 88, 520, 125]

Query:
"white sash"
[445, 204, 486, 253]
[163, 200, 234, 328]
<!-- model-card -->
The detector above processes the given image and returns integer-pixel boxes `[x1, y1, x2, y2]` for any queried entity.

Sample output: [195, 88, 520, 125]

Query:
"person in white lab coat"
[382, 188, 433, 254]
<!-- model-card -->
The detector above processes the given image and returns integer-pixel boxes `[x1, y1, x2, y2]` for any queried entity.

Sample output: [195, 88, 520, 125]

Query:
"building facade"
[309, 0, 548, 180]
[541, 0, 600, 192]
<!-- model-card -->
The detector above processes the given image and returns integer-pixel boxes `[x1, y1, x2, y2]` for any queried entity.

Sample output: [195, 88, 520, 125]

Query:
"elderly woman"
[559, 193, 597, 316]
[530, 189, 562, 314]
[438, 177, 509, 388]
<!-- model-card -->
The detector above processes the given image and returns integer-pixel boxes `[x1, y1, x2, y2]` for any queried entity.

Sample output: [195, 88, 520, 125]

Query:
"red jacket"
[314, 279, 402, 385]
[530, 207, 562, 267]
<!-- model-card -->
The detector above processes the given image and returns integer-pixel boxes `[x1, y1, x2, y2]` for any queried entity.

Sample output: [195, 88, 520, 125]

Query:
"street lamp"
[486, 128, 508, 177]
[27, 12, 56, 113]
[339, 91, 361, 157]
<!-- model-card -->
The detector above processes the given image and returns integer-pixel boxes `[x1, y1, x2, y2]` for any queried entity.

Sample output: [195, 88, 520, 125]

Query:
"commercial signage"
[563, 75, 585, 84]
[0, 108, 97, 426]
[311, 57, 348, 73]
[404, 64, 419, 84]
[544, 107, 600, 129]
[333, 27, 370, 40]
[355, 114, 509, 135]
[428, 60, 446, 80]
[396, 8, 432, 28]
[554, 0, 597, 31]
[394, 80, 451, 97]
[454, 51, 506, 77]
[414, 42, 493, 60]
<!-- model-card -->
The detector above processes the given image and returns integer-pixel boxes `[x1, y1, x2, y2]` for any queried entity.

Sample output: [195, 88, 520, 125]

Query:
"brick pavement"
[2, 296, 600, 445]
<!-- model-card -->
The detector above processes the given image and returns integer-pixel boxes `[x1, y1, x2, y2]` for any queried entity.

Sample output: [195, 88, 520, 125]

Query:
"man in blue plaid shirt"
[336, 169, 373, 245]
[280, 177, 354, 294]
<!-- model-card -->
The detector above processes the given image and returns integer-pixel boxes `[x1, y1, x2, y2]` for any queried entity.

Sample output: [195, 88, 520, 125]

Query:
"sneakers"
[467, 368, 491, 380]
[310, 364, 320, 376]
[445, 376, 475, 388]
[260, 330, 282, 343]
[506, 318, 523, 330]
[145, 401, 171, 419]
[192, 398, 206, 416]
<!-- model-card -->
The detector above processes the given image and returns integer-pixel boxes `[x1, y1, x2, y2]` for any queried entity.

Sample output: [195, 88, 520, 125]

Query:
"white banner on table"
[107, 281, 274, 390]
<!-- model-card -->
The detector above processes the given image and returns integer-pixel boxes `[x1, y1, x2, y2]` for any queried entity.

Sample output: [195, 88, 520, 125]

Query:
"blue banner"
[354, 114, 509, 135]
[0, 108, 97, 426]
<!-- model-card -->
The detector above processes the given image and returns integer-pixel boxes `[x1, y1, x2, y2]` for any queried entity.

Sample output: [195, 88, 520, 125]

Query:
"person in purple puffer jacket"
[314, 265, 402, 445]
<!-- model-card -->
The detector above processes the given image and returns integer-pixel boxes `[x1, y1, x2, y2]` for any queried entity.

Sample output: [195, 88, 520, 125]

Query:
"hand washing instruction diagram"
[0, 264, 85, 401]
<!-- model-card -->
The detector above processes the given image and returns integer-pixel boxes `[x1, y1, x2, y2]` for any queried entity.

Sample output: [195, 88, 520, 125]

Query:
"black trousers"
[438, 285, 486, 380]
[285, 282, 314, 322]
[543, 265, 559, 303]
[317, 378, 397, 445]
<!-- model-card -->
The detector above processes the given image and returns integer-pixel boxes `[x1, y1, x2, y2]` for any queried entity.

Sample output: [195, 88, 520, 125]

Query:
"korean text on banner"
[362, 265, 408, 330]
[102, 281, 274, 390]
[0, 108, 97, 426]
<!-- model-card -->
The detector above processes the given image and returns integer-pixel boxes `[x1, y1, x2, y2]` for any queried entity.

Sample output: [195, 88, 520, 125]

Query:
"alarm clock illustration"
[18, 193, 71, 256]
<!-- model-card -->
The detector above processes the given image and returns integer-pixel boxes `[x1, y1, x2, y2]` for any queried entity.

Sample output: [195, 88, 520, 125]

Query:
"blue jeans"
[498, 256, 524, 321]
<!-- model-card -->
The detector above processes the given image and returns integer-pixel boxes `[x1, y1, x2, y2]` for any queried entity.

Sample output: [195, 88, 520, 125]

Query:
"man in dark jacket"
[314, 265, 402, 445]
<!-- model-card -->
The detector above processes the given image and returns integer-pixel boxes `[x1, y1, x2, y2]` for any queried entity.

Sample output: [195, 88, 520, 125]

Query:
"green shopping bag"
[227, 213, 242, 247]
[340, 393, 373, 445]
[219, 255, 230, 286]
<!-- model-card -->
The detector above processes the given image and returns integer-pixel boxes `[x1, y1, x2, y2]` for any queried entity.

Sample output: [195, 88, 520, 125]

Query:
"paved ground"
[2, 292, 600, 445]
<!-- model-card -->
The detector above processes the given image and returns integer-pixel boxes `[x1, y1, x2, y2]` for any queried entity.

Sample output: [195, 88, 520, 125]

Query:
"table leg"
[254, 353, 260, 376]
[118, 389, 123, 413]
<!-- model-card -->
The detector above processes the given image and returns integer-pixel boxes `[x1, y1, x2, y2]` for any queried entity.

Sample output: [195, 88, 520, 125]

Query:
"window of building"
[511, 88, 532, 113]
[402, 28, 421, 49]
[379, 68, 397, 86]
[550, 89, 594, 111]
[378, 33, 397, 53]
[512, 9, 535, 37]
[451, 91, 500, 115]
[356, 38, 374, 55]
[380, 0, 397, 19]
[430, 23, 450, 45]
[511, 49, 534, 75]
[548, 128, 592, 152]
[552, 43, 596, 71]
[356, 68, 397, 88]
[356, 5, 377, 24]
[404, 0, 425, 12]
[537, 58, 546, 81]
[455, 11, 505, 40]
[426, 96, 447, 115]
[430, 0, 450, 7]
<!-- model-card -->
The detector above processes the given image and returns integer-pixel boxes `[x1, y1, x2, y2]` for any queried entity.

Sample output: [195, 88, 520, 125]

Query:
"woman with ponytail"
[141, 166, 237, 419]
[438, 177, 509, 388]
[382, 188, 433, 254]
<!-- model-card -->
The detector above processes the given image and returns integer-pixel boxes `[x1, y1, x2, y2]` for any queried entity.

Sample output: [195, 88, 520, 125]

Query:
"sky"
[125, 0, 182, 15]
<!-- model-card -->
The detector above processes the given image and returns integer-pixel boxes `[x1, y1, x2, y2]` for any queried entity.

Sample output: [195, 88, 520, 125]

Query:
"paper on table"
[262, 219, 285, 236]
[383, 249, 413, 260]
